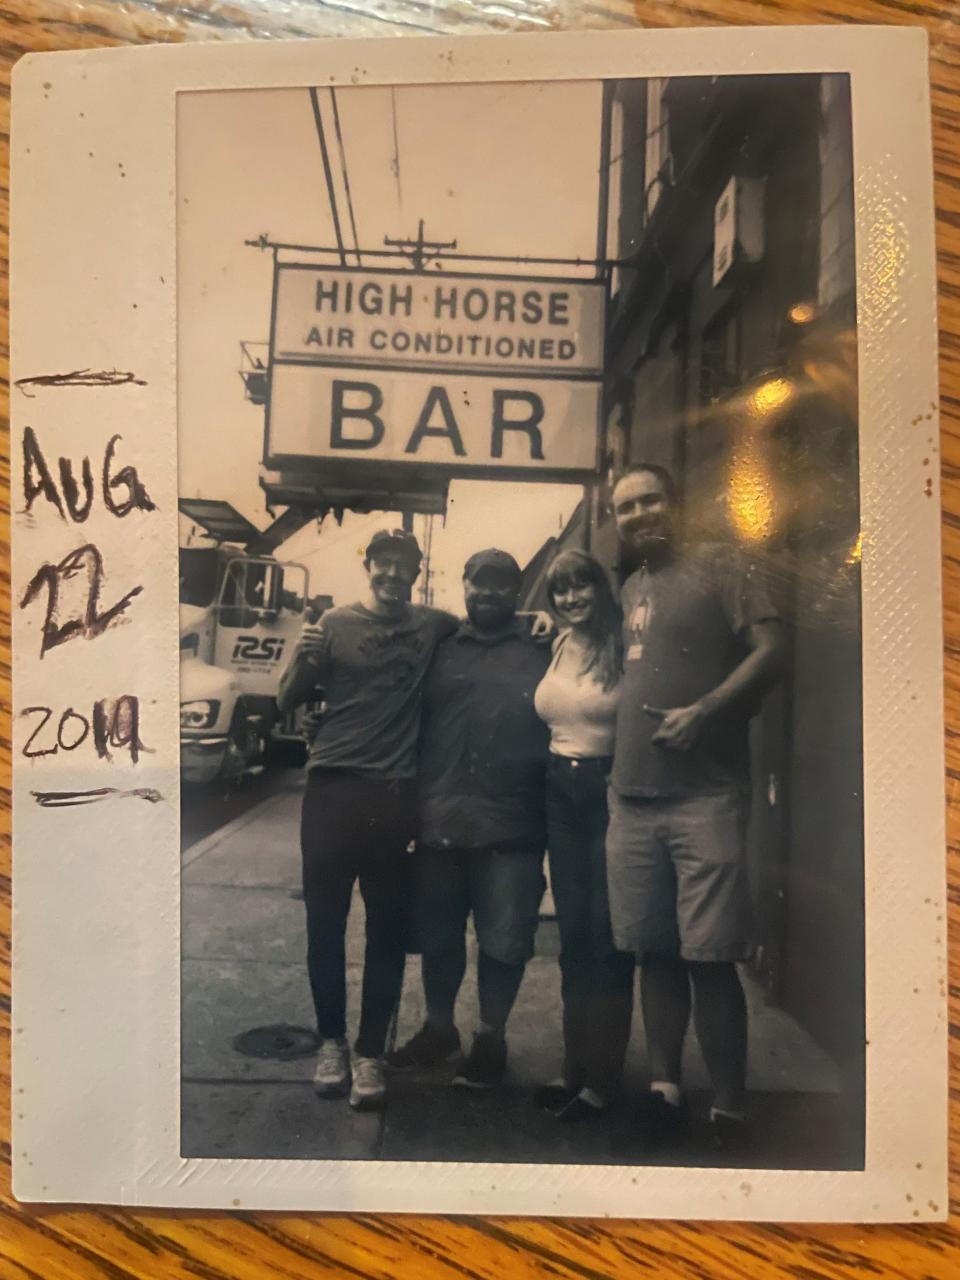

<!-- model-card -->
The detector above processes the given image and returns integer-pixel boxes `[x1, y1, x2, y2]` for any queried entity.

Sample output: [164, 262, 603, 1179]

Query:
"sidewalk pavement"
[181, 776, 862, 1169]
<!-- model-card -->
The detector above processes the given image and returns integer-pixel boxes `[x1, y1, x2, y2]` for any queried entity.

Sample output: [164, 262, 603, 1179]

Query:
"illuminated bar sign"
[265, 264, 605, 480]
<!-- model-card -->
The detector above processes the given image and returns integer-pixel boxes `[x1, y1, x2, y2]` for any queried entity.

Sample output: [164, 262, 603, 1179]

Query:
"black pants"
[300, 769, 415, 1059]
[546, 754, 635, 1098]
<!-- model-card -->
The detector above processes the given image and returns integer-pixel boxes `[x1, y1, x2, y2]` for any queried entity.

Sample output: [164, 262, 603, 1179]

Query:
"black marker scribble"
[103, 433, 156, 517]
[31, 787, 163, 808]
[21, 706, 56, 758]
[15, 369, 147, 397]
[22, 427, 157, 522]
[20, 696, 149, 763]
[19, 542, 143, 658]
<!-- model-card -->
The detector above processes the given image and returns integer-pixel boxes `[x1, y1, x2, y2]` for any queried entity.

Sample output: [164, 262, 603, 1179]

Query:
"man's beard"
[618, 529, 671, 577]
[467, 601, 513, 631]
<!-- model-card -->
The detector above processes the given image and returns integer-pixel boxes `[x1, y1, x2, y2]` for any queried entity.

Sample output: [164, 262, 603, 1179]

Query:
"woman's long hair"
[544, 549, 623, 691]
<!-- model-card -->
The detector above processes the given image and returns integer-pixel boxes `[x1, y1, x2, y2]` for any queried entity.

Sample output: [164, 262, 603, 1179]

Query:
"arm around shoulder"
[429, 607, 460, 639]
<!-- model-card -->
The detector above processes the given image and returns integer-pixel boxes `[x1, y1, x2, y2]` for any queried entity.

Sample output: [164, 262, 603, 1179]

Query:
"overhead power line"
[330, 88, 362, 267]
[390, 87, 403, 209]
[308, 86, 347, 267]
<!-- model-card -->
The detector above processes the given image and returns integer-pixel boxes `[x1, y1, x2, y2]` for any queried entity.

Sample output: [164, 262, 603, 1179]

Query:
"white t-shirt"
[534, 630, 620, 759]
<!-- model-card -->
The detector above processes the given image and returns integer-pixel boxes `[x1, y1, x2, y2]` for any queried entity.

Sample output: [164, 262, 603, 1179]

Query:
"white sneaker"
[349, 1055, 387, 1111]
[313, 1037, 349, 1097]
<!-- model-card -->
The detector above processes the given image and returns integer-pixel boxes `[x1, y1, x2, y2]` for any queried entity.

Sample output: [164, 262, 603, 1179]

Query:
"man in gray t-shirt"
[277, 529, 456, 1112]
[280, 592, 454, 779]
[607, 465, 783, 1152]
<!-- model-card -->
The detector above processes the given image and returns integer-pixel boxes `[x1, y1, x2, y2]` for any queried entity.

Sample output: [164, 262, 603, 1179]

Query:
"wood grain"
[1, 1, 957, 1276]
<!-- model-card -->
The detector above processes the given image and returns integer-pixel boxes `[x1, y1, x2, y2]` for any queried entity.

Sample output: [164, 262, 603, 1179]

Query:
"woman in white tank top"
[533, 550, 635, 1121]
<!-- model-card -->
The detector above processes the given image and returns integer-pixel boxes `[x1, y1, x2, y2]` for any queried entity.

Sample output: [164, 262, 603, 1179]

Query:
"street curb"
[181, 784, 302, 870]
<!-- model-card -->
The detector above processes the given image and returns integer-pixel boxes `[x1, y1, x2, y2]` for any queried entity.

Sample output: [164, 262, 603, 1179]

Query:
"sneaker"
[635, 1089, 690, 1144]
[387, 1022, 461, 1071]
[556, 1089, 610, 1124]
[453, 1031, 507, 1089]
[312, 1037, 349, 1097]
[349, 1055, 387, 1111]
[709, 1109, 750, 1158]
[535, 1082, 579, 1113]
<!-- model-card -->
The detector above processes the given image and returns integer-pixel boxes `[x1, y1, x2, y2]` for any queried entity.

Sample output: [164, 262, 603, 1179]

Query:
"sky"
[177, 81, 602, 610]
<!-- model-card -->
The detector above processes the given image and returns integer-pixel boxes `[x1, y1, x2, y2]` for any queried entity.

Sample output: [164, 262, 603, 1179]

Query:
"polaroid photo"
[10, 26, 947, 1219]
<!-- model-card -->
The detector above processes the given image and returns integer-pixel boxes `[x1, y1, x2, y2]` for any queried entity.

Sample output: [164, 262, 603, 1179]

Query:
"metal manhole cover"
[233, 1024, 319, 1061]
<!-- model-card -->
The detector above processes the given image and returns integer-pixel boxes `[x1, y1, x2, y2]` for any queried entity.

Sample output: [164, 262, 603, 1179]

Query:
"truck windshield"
[179, 547, 221, 608]
[218, 558, 306, 627]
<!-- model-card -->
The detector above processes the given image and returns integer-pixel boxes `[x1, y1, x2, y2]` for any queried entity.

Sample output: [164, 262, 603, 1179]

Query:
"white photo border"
[10, 25, 947, 1219]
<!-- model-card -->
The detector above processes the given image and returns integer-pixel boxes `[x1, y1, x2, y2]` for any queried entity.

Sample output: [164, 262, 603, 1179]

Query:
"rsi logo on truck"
[232, 635, 287, 663]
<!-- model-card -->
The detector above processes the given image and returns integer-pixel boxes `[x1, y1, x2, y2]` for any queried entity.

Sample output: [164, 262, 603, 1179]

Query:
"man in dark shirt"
[388, 549, 551, 1088]
[277, 528, 457, 1111]
[606, 465, 784, 1148]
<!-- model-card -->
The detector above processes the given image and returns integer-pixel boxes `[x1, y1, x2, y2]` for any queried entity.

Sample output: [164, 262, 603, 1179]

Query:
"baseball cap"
[463, 548, 522, 584]
[365, 528, 423, 568]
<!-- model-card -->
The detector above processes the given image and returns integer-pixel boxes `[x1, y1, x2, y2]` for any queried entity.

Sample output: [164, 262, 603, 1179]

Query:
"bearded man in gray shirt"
[607, 465, 784, 1152]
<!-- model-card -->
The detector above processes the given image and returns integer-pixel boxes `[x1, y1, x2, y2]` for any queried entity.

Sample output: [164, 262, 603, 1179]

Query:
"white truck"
[179, 499, 321, 786]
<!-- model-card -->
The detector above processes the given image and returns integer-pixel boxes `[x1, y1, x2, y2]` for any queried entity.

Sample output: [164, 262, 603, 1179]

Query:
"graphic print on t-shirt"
[626, 594, 650, 662]
[356, 625, 428, 692]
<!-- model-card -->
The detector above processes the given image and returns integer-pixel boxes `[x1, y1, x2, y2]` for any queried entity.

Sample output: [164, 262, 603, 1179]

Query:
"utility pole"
[417, 512, 435, 606]
[425, 513, 435, 607]
[383, 219, 457, 273]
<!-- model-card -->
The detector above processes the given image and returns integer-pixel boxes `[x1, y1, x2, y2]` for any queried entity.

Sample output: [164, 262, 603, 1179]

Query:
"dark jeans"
[300, 768, 415, 1059]
[547, 754, 635, 1097]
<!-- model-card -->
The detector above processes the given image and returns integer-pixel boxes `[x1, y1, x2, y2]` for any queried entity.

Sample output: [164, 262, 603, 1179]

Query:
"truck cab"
[179, 501, 311, 785]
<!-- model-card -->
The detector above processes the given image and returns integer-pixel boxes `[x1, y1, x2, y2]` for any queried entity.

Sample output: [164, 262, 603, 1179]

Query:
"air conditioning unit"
[713, 176, 765, 286]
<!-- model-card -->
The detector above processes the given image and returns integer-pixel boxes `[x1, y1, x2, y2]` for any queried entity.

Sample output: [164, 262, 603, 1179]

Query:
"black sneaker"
[453, 1031, 507, 1089]
[386, 1022, 461, 1071]
[556, 1091, 609, 1124]
[709, 1110, 750, 1158]
[535, 1082, 579, 1113]
[635, 1089, 690, 1144]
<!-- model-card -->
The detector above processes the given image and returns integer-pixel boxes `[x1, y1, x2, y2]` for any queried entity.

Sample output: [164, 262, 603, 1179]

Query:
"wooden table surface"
[1, 1, 957, 1276]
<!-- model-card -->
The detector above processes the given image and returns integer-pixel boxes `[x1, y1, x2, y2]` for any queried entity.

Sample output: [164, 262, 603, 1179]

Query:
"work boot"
[387, 1022, 461, 1071]
[453, 1031, 507, 1089]
[349, 1056, 387, 1111]
[312, 1037, 349, 1097]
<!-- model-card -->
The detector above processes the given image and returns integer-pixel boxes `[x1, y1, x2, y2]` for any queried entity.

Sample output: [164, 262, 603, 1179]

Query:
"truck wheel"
[220, 707, 262, 786]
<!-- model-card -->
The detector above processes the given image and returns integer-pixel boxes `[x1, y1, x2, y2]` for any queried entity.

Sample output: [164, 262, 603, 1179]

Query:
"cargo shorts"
[605, 788, 754, 962]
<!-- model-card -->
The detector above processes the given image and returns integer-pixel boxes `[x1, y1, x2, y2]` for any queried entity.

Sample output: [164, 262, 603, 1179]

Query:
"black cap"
[463, 548, 522, 584]
[365, 528, 423, 569]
